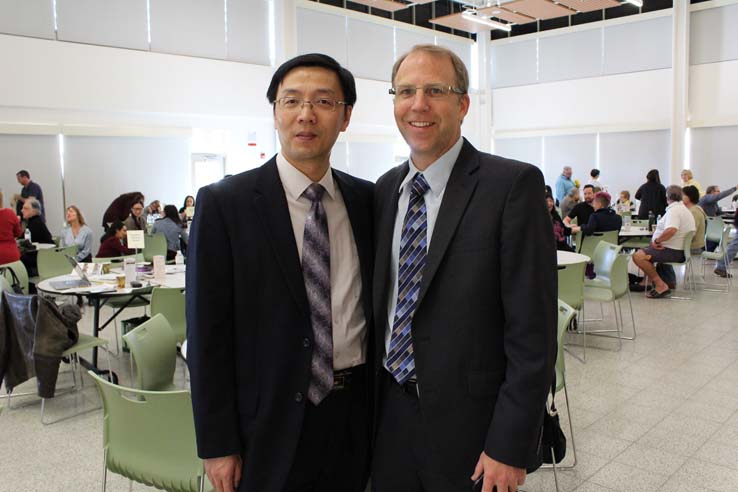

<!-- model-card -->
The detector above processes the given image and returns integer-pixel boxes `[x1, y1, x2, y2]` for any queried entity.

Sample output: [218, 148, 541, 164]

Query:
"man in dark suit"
[186, 54, 373, 492]
[372, 44, 557, 492]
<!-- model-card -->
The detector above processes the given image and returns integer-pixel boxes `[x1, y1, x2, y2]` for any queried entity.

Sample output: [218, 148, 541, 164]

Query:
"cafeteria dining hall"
[1, 1, 738, 491]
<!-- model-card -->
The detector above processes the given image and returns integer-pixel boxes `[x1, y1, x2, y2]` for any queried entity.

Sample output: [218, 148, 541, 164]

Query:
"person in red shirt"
[0, 191, 22, 265]
[96, 222, 134, 258]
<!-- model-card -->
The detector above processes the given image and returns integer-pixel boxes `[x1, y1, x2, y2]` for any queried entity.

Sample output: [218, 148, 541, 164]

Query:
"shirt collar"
[397, 136, 463, 197]
[276, 153, 336, 201]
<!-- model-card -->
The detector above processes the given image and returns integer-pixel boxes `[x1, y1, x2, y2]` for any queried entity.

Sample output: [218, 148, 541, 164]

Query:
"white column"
[474, 33, 493, 153]
[273, 0, 297, 66]
[670, 0, 690, 183]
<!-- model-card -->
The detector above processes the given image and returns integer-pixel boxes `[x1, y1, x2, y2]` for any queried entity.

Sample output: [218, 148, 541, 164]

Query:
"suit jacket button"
[295, 392, 304, 403]
[303, 338, 311, 348]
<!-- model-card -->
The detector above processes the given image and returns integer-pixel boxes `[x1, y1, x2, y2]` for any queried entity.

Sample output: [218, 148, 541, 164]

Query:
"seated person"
[97, 222, 134, 258]
[179, 195, 195, 223]
[123, 201, 147, 231]
[20, 197, 54, 277]
[714, 207, 738, 278]
[698, 184, 738, 251]
[571, 191, 622, 236]
[560, 187, 580, 219]
[102, 192, 144, 232]
[60, 205, 94, 263]
[615, 190, 633, 214]
[152, 205, 189, 261]
[633, 186, 696, 298]
[564, 184, 595, 227]
[0, 191, 21, 265]
[546, 194, 572, 252]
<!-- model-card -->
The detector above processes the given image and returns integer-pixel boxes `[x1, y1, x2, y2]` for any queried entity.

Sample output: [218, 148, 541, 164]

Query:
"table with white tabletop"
[619, 227, 653, 238]
[557, 250, 590, 266]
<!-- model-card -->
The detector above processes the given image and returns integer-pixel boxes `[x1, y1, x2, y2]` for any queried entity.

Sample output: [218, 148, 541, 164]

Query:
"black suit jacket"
[186, 157, 374, 492]
[373, 139, 557, 479]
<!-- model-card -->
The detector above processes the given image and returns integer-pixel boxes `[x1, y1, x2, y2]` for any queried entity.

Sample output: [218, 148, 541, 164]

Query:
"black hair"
[590, 168, 600, 178]
[682, 185, 700, 204]
[583, 184, 595, 191]
[16, 170, 30, 178]
[182, 195, 195, 209]
[646, 169, 661, 184]
[163, 204, 181, 225]
[266, 53, 357, 107]
[101, 221, 125, 242]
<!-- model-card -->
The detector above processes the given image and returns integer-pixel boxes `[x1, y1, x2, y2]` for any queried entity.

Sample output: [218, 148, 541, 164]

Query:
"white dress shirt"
[654, 201, 696, 250]
[384, 136, 464, 367]
[276, 153, 366, 370]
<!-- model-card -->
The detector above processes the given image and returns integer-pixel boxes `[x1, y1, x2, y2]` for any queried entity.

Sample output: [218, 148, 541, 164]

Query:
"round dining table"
[557, 250, 590, 265]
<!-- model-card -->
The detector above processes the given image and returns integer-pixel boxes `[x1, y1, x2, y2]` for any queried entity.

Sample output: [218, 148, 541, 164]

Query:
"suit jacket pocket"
[467, 370, 504, 398]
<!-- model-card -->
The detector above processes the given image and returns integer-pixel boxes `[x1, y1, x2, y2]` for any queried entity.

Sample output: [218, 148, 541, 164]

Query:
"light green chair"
[122, 314, 178, 391]
[578, 230, 619, 259]
[700, 225, 733, 292]
[555, 301, 578, 469]
[584, 242, 636, 342]
[36, 245, 78, 282]
[558, 260, 586, 362]
[705, 216, 725, 245]
[143, 233, 168, 262]
[659, 230, 697, 297]
[88, 371, 211, 492]
[0, 260, 29, 294]
[151, 287, 186, 344]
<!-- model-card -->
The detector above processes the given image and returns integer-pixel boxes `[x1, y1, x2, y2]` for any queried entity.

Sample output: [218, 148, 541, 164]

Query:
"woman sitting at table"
[571, 192, 622, 236]
[179, 195, 195, 223]
[152, 205, 189, 261]
[123, 201, 147, 232]
[547, 194, 573, 252]
[97, 222, 134, 258]
[20, 197, 54, 276]
[60, 205, 93, 263]
[0, 191, 21, 265]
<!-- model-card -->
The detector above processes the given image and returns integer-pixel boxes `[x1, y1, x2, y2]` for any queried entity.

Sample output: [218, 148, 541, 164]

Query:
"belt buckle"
[333, 373, 347, 390]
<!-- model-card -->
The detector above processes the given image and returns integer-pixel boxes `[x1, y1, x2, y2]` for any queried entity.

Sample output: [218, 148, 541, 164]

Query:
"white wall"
[690, 126, 738, 210]
[690, 59, 738, 128]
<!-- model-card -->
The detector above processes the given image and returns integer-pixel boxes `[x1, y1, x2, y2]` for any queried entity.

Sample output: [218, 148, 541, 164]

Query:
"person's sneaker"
[714, 269, 733, 278]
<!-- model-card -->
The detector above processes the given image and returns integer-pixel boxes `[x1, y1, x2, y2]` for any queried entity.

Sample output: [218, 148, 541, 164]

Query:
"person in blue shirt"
[14, 170, 44, 220]
[555, 166, 575, 204]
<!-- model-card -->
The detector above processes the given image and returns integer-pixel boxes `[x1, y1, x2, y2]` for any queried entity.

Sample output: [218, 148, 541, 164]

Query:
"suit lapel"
[253, 158, 310, 318]
[416, 140, 480, 307]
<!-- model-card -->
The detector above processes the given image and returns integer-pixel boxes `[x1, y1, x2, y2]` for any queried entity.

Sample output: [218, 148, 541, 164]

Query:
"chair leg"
[102, 449, 108, 492]
[199, 476, 205, 492]
[551, 452, 560, 492]
[563, 382, 577, 468]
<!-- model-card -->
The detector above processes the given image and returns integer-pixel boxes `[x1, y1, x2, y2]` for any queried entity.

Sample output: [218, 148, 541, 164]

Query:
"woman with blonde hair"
[60, 205, 94, 262]
[681, 169, 703, 195]
[0, 191, 22, 265]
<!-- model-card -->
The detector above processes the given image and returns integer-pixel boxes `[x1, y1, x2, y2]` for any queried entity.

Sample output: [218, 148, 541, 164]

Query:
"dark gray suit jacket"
[373, 139, 557, 479]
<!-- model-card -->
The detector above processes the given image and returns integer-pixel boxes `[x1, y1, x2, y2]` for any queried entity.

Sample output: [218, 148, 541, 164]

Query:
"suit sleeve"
[485, 165, 557, 468]
[186, 185, 242, 459]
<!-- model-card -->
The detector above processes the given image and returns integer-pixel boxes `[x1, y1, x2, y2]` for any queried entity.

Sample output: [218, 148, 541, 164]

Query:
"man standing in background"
[14, 170, 44, 221]
[555, 165, 575, 203]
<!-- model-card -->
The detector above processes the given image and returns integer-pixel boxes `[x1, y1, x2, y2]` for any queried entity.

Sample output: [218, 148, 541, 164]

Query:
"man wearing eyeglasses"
[372, 44, 557, 492]
[187, 54, 373, 492]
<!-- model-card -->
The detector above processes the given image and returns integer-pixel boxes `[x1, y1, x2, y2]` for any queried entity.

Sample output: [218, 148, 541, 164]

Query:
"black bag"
[16, 239, 36, 256]
[0, 266, 24, 295]
[541, 376, 567, 464]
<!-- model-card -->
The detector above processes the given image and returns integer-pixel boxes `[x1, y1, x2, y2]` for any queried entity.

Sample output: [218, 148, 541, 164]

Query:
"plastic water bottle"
[623, 214, 631, 231]
[648, 210, 655, 230]
[24, 228, 31, 242]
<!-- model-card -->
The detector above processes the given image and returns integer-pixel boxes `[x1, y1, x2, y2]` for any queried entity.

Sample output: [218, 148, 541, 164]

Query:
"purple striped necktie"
[302, 183, 334, 404]
[387, 173, 430, 385]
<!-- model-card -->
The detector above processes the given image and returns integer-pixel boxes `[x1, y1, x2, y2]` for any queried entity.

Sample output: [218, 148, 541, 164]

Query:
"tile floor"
[1, 268, 737, 492]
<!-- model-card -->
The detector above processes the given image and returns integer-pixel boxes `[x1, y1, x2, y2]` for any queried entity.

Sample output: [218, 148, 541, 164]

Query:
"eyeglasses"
[389, 84, 466, 100]
[132, 206, 143, 211]
[274, 97, 349, 112]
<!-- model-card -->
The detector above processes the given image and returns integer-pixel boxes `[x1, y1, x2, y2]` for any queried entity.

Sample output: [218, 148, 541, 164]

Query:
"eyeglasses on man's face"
[389, 84, 466, 100]
[274, 97, 349, 112]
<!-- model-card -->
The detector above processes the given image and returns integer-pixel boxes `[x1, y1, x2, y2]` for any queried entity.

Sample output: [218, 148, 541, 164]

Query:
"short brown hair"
[66, 205, 86, 226]
[391, 44, 469, 95]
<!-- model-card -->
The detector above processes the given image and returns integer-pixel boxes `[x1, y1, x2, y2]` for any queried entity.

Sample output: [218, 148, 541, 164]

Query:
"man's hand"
[570, 225, 581, 233]
[652, 241, 665, 250]
[204, 455, 242, 492]
[471, 452, 525, 492]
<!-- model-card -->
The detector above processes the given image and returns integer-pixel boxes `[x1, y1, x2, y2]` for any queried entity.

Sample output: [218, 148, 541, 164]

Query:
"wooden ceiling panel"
[554, 0, 620, 12]
[479, 5, 536, 24]
[347, 0, 412, 12]
[502, 0, 576, 20]
[429, 12, 506, 33]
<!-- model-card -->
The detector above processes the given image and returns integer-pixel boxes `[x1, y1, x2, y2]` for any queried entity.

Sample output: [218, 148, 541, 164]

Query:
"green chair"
[143, 233, 168, 262]
[584, 242, 636, 342]
[557, 260, 586, 362]
[660, 230, 697, 296]
[151, 287, 187, 344]
[36, 245, 78, 282]
[0, 260, 29, 294]
[705, 216, 725, 245]
[122, 314, 178, 391]
[700, 225, 733, 292]
[578, 230, 619, 259]
[87, 371, 211, 492]
[554, 301, 578, 469]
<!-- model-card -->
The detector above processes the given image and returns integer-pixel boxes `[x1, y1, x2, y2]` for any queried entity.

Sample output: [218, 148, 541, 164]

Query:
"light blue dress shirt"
[384, 136, 464, 368]
[60, 224, 93, 261]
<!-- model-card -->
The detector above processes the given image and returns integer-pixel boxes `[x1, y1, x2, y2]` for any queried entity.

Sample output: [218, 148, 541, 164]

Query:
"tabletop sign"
[185, 206, 195, 218]
[127, 230, 146, 249]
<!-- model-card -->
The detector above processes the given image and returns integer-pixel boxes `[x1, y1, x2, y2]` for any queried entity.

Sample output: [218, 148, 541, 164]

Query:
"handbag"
[541, 375, 567, 464]
[0, 266, 24, 294]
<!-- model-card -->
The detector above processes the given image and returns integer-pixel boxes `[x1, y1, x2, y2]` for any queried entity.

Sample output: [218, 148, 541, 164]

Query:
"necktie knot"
[411, 173, 430, 198]
[304, 183, 326, 203]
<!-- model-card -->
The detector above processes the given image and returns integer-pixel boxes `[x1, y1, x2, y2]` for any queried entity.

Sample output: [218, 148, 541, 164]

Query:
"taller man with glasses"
[372, 44, 557, 492]
[187, 54, 373, 492]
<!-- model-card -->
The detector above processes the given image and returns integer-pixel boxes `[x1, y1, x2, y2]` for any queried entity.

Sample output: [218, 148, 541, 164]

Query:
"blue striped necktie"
[302, 183, 333, 404]
[387, 172, 430, 385]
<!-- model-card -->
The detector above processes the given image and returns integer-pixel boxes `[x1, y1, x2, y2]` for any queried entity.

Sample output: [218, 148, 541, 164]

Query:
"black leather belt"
[332, 364, 365, 390]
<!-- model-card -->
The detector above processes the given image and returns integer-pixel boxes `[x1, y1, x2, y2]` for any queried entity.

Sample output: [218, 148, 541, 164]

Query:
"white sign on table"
[127, 230, 145, 249]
